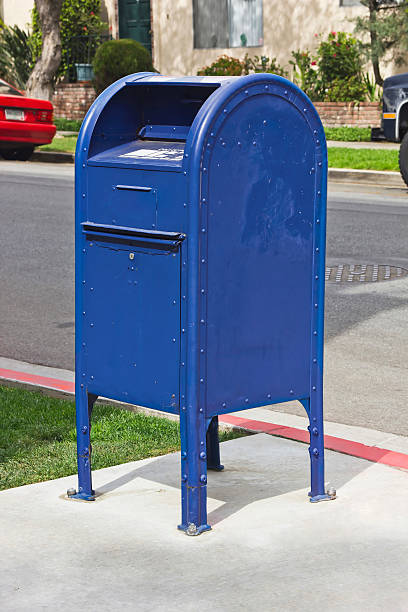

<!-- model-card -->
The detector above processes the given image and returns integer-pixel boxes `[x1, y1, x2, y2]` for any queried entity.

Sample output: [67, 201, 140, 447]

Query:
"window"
[0, 80, 22, 96]
[193, 0, 263, 49]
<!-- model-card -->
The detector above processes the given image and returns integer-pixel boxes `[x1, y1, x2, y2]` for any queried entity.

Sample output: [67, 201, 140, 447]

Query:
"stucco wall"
[0, 0, 401, 81]
[151, 0, 367, 76]
[2, 0, 33, 30]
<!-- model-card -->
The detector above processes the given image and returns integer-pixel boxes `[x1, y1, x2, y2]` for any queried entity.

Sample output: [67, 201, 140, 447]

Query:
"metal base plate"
[309, 493, 335, 503]
[68, 491, 96, 502]
[178, 522, 212, 536]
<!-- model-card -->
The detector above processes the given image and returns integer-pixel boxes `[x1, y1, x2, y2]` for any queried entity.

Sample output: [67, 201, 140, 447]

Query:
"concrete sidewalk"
[1, 357, 408, 609]
[1, 433, 407, 611]
[327, 139, 399, 150]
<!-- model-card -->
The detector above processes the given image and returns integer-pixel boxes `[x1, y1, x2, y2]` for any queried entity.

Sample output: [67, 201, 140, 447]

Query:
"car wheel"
[1, 146, 34, 161]
[398, 132, 408, 187]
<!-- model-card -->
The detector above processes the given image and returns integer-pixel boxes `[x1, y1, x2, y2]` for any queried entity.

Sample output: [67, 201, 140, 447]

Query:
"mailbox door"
[202, 92, 319, 413]
[80, 231, 181, 413]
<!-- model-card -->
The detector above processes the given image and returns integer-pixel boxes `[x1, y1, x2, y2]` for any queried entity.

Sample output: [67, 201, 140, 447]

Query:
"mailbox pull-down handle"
[115, 185, 152, 192]
[81, 222, 186, 250]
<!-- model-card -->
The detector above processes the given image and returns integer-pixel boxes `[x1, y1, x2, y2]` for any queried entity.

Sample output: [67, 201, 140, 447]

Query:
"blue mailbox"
[73, 73, 331, 534]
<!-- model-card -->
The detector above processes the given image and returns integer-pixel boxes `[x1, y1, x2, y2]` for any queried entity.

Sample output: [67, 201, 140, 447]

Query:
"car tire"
[1, 146, 34, 161]
[398, 132, 408, 187]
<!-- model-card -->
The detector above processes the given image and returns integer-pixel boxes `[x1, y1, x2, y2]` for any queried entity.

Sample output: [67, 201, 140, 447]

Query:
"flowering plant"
[291, 31, 366, 102]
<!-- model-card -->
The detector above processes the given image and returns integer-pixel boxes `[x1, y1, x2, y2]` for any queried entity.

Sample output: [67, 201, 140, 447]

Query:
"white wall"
[2, 0, 33, 30]
[151, 0, 368, 76]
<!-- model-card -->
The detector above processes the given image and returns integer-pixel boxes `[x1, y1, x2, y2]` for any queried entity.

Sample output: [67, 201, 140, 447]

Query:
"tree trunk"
[26, 0, 64, 100]
[368, 0, 383, 86]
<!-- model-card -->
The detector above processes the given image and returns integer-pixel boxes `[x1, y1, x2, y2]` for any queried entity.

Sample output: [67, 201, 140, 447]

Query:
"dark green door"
[119, 0, 151, 53]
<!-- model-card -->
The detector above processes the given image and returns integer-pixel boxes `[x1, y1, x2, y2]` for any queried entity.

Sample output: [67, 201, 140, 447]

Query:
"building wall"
[1, 0, 33, 30]
[0, 0, 401, 81]
[151, 0, 367, 76]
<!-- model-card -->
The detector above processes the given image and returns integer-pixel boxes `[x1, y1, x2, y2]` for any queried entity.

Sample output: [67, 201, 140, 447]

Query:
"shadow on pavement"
[95, 434, 372, 527]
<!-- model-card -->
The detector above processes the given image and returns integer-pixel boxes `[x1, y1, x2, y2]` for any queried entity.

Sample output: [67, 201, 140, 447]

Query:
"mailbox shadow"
[96, 434, 372, 526]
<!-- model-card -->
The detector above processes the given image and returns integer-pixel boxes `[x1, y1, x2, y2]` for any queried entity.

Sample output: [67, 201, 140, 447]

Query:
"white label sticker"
[120, 148, 184, 161]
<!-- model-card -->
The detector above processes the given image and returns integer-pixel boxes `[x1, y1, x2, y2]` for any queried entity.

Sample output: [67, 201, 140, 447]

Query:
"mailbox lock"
[129, 253, 135, 260]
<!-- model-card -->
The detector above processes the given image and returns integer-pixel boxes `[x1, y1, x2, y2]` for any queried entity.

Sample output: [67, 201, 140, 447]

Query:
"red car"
[0, 78, 56, 160]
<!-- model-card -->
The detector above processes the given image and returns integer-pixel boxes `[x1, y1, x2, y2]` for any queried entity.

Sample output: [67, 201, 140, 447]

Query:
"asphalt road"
[0, 161, 407, 434]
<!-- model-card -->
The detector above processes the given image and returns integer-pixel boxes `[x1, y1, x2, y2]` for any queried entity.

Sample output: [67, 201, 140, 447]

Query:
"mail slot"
[73, 72, 332, 535]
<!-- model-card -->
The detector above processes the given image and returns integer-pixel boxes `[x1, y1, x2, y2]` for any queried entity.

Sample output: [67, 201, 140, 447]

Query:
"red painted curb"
[1, 368, 408, 471]
[0, 368, 75, 393]
[220, 414, 408, 471]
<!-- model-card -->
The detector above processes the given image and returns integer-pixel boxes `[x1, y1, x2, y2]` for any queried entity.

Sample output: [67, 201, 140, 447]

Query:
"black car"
[374, 72, 408, 185]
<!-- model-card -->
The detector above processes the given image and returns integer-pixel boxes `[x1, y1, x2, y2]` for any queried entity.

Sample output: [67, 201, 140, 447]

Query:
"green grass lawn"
[328, 147, 399, 172]
[40, 135, 77, 154]
[39, 134, 400, 172]
[0, 385, 243, 491]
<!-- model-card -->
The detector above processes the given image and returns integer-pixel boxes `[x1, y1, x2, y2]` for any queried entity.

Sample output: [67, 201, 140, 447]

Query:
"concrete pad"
[1, 434, 408, 611]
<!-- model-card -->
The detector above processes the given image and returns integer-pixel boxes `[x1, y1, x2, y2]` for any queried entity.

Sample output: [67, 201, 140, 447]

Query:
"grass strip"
[39, 135, 400, 172]
[39, 135, 77, 154]
[54, 117, 83, 132]
[0, 385, 244, 491]
[328, 147, 399, 171]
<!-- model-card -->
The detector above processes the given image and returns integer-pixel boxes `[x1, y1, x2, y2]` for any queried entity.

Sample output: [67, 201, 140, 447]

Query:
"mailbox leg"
[73, 388, 97, 501]
[178, 413, 211, 536]
[206, 416, 224, 471]
[304, 396, 331, 503]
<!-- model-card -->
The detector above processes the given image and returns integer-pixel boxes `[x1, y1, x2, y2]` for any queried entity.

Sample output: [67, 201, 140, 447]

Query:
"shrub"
[54, 117, 83, 132]
[317, 31, 363, 85]
[363, 72, 382, 102]
[324, 126, 371, 142]
[243, 54, 288, 78]
[291, 31, 367, 102]
[290, 49, 322, 101]
[0, 22, 33, 89]
[325, 75, 367, 103]
[92, 39, 153, 95]
[197, 54, 289, 78]
[197, 55, 243, 76]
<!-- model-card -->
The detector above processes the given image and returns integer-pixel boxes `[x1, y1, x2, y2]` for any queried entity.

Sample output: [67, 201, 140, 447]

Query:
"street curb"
[1, 363, 408, 471]
[221, 414, 408, 471]
[328, 167, 406, 187]
[32, 150, 74, 164]
[29, 151, 407, 187]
